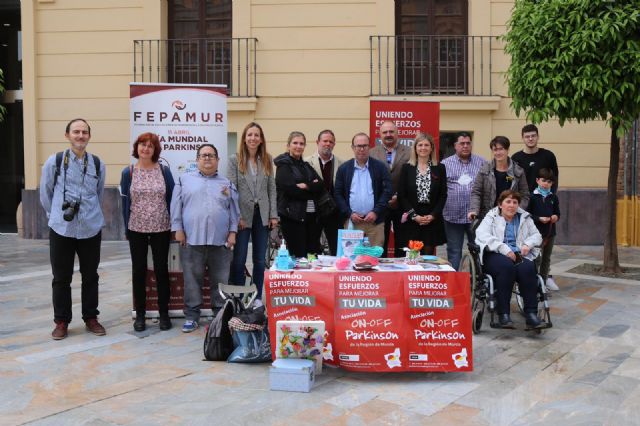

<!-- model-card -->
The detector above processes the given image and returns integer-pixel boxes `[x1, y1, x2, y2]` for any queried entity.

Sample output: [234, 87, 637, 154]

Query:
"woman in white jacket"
[475, 190, 544, 329]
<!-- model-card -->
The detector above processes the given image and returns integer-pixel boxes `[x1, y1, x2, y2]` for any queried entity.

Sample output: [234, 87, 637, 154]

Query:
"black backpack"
[203, 298, 241, 361]
[53, 150, 102, 188]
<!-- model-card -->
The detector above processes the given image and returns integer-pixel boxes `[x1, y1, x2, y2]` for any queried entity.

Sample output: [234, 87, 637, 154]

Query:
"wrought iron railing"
[133, 38, 257, 97]
[370, 35, 498, 96]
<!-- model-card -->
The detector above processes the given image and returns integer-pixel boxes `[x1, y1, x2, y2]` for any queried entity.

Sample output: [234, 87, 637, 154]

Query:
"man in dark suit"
[334, 133, 393, 247]
[370, 120, 411, 257]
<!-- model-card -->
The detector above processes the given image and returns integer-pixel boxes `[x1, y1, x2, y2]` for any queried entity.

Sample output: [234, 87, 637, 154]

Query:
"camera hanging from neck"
[62, 149, 89, 216]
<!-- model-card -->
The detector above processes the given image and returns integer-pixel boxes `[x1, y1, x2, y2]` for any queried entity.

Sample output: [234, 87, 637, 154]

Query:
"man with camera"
[40, 118, 106, 340]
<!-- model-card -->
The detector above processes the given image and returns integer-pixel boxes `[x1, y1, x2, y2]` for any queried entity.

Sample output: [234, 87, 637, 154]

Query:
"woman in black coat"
[274, 131, 324, 258]
[398, 132, 448, 255]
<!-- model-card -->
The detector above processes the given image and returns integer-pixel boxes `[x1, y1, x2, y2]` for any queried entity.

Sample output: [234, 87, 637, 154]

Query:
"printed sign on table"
[334, 271, 406, 372]
[404, 271, 472, 371]
[265, 271, 337, 365]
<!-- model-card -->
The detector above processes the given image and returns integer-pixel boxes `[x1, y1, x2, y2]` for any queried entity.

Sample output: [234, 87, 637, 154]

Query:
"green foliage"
[504, 0, 640, 135]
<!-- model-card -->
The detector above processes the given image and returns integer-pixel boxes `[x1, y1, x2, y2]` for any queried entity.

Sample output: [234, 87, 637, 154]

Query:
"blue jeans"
[229, 206, 269, 299]
[180, 244, 232, 321]
[444, 221, 473, 271]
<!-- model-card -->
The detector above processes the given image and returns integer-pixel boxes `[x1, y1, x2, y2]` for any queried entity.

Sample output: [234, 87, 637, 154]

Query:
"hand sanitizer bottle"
[276, 240, 291, 270]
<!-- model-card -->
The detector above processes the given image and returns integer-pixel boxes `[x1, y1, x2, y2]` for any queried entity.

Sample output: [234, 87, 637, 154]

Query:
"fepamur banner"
[130, 83, 228, 178]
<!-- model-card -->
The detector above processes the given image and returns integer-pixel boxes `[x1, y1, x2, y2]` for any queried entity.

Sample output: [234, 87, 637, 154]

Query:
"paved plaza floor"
[1, 233, 639, 425]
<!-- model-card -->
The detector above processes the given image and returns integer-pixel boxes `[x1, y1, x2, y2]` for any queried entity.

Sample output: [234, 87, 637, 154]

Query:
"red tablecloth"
[265, 267, 472, 372]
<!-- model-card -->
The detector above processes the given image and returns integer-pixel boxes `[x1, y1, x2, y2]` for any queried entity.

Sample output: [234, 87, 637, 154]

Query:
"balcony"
[133, 38, 258, 97]
[370, 35, 498, 97]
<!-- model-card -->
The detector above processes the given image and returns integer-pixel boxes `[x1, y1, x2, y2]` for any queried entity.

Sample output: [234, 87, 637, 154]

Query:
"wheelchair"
[459, 240, 553, 335]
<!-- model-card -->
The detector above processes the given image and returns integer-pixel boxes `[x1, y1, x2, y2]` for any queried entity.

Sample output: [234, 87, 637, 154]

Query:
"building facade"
[16, 0, 620, 243]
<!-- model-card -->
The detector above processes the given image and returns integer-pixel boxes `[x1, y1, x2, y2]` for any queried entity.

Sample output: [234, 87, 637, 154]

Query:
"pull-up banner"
[130, 83, 228, 178]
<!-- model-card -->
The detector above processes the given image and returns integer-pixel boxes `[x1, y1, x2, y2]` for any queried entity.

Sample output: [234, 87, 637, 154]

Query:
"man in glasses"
[370, 120, 411, 257]
[334, 133, 393, 247]
[442, 132, 487, 270]
[171, 144, 240, 332]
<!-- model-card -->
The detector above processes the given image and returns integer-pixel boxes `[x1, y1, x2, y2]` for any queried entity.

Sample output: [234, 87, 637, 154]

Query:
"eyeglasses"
[198, 153, 217, 159]
[353, 144, 369, 150]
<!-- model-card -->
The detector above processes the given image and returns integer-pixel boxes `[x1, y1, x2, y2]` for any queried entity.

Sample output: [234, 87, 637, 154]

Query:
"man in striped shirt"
[442, 132, 487, 270]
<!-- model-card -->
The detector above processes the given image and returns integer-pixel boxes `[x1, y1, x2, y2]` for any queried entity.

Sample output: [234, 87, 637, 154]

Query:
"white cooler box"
[269, 359, 315, 393]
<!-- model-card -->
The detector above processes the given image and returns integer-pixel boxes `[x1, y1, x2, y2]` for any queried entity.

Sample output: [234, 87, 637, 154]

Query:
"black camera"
[62, 201, 80, 222]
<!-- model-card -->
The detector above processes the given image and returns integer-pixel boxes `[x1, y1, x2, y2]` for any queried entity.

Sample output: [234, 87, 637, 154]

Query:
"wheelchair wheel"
[472, 308, 484, 334]
[459, 253, 478, 311]
[514, 283, 525, 315]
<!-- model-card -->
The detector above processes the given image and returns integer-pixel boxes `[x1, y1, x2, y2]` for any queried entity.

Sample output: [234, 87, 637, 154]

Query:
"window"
[168, 0, 232, 85]
[395, 0, 468, 95]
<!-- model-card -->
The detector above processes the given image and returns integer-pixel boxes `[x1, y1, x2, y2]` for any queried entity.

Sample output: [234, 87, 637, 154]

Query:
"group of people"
[40, 118, 560, 339]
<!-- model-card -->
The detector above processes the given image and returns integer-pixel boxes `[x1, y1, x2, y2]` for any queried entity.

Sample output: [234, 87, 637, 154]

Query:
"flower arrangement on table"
[403, 240, 424, 264]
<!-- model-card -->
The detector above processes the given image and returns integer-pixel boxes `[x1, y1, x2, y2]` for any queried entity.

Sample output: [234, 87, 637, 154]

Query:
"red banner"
[334, 271, 406, 372]
[266, 269, 472, 373]
[369, 100, 440, 151]
[265, 271, 337, 365]
[404, 271, 472, 371]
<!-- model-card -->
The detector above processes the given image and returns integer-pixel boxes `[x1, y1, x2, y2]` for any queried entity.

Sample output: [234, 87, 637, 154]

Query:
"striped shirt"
[442, 153, 487, 224]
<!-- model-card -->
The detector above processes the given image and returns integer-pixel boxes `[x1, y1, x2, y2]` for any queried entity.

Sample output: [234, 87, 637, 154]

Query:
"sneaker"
[85, 318, 106, 336]
[182, 320, 199, 333]
[545, 276, 559, 291]
[52, 321, 68, 340]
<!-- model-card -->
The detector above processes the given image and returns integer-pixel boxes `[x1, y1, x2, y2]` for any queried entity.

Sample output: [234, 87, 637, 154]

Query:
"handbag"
[315, 189, 337, 217]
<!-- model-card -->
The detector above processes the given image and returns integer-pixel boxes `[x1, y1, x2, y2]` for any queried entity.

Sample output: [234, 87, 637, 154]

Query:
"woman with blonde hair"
[397, 132, 447, 255]
[227, 122, 278, 302]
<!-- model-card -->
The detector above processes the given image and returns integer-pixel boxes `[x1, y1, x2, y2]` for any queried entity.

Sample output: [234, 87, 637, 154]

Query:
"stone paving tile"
[1, 234, 640, 424]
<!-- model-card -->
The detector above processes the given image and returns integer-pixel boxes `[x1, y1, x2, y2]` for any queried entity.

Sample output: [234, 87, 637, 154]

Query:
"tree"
[504, 0, 640, 272]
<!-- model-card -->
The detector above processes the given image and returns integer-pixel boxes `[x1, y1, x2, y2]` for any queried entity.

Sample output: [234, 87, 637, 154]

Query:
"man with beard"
[370, 120, 411, 256]
[305, 129, 343, 255]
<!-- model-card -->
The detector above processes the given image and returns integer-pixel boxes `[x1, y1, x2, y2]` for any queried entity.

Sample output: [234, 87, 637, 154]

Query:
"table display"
[265, 264, 472, 372]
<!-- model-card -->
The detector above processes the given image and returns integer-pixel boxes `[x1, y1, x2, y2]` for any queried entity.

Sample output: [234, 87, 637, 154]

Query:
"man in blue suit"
[334, 132, 393, 247]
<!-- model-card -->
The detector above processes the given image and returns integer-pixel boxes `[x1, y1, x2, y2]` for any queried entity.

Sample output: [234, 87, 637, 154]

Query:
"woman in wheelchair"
[475, 190, 544, 329]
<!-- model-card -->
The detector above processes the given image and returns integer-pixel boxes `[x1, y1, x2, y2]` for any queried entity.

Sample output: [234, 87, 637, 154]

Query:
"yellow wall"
[618, 197, 640, 246]
[22, 0, 612, 190]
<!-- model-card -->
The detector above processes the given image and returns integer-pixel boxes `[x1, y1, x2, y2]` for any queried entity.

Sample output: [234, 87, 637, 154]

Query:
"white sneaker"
[545, 276, 559, 291]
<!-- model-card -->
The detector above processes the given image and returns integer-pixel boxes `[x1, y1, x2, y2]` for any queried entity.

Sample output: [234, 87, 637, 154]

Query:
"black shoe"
[159, 315, 172, 331]
[133, 316, 146, 332]
[498, 314, 515, 329]
[525, 312, 544, 329]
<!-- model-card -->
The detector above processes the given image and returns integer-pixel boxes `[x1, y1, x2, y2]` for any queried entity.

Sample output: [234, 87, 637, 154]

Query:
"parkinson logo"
[452, 348, 469, 368]
[171, 100, 187, 110]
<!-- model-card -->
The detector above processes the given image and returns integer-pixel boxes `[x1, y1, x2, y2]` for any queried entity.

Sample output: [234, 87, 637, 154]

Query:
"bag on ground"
[203, 298, 238, 361]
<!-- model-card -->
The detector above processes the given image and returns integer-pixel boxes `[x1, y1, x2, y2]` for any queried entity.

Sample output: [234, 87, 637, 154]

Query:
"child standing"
[527, 168, 561, 290]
